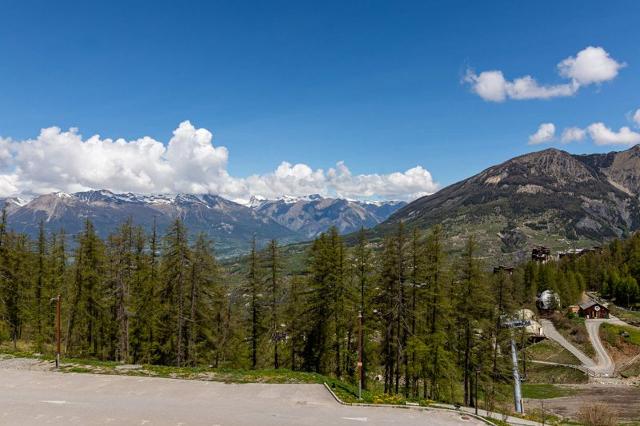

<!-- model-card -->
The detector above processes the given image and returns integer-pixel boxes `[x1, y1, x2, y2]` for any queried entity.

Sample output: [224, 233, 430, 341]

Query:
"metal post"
[510, 334, 523, 413]
[357, 311, 363, 400]
[55, 295, 61, 368]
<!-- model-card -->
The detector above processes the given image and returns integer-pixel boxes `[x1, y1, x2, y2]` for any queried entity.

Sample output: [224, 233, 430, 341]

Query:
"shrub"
[577, 403, 618, 426]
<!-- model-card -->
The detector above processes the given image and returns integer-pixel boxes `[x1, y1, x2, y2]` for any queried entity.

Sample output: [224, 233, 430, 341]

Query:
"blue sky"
[0, 1, 639, 200]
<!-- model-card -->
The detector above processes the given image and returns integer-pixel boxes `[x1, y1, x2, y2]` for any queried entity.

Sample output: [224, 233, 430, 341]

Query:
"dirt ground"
[524, 383, 640, 422]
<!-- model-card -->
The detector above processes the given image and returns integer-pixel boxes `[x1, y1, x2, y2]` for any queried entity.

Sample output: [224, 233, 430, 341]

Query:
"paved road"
[539, 318, 617, 377]
[539, 319, 596, 371]
[0, 369, 483, 426]
[584, 319, 615, 376]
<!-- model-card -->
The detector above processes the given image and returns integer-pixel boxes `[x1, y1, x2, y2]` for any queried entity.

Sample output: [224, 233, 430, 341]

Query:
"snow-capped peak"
[5, 197, 29, 207]
[54, 191, 72, 199]
[247, 195, 267, 208]
[275, 194, 325, 204]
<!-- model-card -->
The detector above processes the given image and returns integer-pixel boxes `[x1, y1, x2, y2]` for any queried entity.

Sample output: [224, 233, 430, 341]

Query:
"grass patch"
[523, 363, 588, 384]
[610, 306, 640, 327]
[484, 417, 510, 426]
[521, 384, 576, 399]
[525, 339, 580, 365]
[601, 323, 640, 347]
[550, 313, 595, 358]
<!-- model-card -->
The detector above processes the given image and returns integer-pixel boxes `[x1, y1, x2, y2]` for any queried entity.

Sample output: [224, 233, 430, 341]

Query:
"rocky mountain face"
[377, 146, 640, 264]
[1, 190, 403, 256]
[250, 195, 406, 238]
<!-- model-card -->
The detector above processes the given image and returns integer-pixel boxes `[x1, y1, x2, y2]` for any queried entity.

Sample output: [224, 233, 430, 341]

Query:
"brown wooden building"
[578, 301, 609, 319]
[531, 246, 551, 263]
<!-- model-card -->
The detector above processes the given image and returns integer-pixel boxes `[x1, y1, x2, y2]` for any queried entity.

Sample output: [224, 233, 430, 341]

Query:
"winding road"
[584, 319, 615, 376]
[539, 317, 615, 377]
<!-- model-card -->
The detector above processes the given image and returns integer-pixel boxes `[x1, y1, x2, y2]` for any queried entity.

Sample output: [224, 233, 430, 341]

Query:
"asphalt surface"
[0, 369, 484, 426]
[539, 319, 596, 370]
[584, 319, 615, 376]
[540, 317, 618, 377]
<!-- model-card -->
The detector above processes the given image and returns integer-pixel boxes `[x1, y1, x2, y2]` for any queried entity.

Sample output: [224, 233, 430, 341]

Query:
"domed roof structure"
[536, 290, 560, 311]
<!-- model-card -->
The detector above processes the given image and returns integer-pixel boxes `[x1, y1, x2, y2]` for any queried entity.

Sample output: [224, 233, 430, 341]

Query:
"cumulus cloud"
[528, 123, 556, 145]
[465, 71, 576, 102]
[239, 161, 437, 202]
[587, 123, 640, 146]
[465, 46, 624, 102]
[557, 46, 625, 85]
[0, 121, 439, 202]
[561, 127, 586, 143]
[632, 109, 640, 127]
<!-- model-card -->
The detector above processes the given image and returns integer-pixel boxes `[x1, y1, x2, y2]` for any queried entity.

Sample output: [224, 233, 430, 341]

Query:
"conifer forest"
[1, 212, 639, 407]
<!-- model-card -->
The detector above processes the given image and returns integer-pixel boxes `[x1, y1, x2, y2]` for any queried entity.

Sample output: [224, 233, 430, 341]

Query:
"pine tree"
[245, 236, 263, 369]
[186, 233, 223, 366]
[66, 220, 106, 358]
[0, 209, 21, 348]
[157, 218, 191, 366]
[266, 239, 281, 369]
[455, 236, 490, 406]
[303, 228, 345, 375]
[353, 227, 371, 389]
[129, 225, 154, 364]
[33, 220, 49, 351]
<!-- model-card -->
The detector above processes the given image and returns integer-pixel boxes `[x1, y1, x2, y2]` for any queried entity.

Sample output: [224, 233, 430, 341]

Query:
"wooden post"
[55, 295, 61, 369]
[357, 311, 363, 400]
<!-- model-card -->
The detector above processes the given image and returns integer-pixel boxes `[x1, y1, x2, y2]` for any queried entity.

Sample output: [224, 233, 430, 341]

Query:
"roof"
[578, 300, 607, 310]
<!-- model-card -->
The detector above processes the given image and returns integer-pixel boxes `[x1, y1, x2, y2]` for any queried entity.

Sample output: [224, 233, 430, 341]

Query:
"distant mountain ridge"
[250, 194, 406, 238]
[376, 146, 640, 263]
[0, 190, 404, 255]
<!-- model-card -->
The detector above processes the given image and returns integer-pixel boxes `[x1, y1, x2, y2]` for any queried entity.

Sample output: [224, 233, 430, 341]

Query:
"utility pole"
[510, 333, 523, 413]
[51, 295, 61, 368]
[357, 311, 363, 400]
[501, 316, 529, 414]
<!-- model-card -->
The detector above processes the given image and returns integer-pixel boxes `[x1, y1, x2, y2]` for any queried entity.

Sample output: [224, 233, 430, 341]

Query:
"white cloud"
[505, 77, 576, 100]
[0, 122, 439, 201]
[528, 123, 556, 145]
[561, 127, 586, 143]
[463, 70, 508, 102]
[239, 161, 438, 202]
[632, 109, 640, 127]
[558, 46, 625, 86]
[587, 123, 640, 146]
[466, 46, 623, 102]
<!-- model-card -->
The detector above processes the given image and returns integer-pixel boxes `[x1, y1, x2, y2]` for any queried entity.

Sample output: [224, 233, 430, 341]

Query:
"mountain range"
[376, 146, 640, 263]
[0, 191, 405, 256]
[3, 145, 640, 260]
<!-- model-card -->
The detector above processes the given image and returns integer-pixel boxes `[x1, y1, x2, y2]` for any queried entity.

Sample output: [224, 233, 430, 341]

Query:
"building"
[578, 301, 609, 319]
[567, 305, 580, 315]
[516, 309, 545, 339]
[558, 248, 597, 260]
[493, 266, 514, 275]
[536, 289, 560, 313]
[531, 246, 551, 263]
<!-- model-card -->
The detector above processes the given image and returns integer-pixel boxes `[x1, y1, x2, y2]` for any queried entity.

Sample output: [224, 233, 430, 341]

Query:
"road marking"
[41, 400, 67, 404]
[341, 417, 368, 422]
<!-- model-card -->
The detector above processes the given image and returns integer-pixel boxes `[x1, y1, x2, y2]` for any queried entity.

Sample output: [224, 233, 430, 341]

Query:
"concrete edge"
[322, 382, 499, 426]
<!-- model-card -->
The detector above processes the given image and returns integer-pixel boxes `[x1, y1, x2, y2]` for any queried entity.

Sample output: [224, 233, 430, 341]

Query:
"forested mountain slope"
[375, 147, 640, 263]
